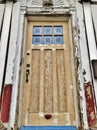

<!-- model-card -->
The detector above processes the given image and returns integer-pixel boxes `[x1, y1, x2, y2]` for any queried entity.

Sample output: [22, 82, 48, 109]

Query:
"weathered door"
[21, 21, 75, 126]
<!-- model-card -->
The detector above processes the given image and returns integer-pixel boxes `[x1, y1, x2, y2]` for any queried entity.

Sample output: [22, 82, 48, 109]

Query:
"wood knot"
[44, 114, 52, 119]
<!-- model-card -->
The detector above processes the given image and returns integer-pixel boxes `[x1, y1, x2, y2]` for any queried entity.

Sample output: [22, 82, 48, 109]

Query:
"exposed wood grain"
[44, 50, 53, 113]
[29, 50, 40, 112]
[0, 1, 13, 96]
[52, 50, 58, 113]
[39, 50, 45, 113]
[28, 113, 71, 126]
[57, 50, 66, 112]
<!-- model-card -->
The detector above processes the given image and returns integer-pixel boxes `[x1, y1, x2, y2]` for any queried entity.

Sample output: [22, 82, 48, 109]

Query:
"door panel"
[21, 21, 75, 126]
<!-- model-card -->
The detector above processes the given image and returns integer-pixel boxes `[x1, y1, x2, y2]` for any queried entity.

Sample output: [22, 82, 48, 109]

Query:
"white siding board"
[83, 3, 97, 105]
[83, 3, 97, 60]
[91, 5, 97, 39]
[0, 1, 13, 96]
[9, 12, 24, 128]
[5, 2, 20, 84]
[0, 4, 5, 34]
[73, 2, 89, 129]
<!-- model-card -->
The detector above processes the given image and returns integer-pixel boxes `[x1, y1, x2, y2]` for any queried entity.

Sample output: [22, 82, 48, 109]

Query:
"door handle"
[26, 69, 30, 83]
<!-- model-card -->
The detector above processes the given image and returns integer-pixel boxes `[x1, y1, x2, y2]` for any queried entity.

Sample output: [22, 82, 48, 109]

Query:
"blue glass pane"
[54, 36, 63, 44]
[44, 26, 52, 35]
[54, 26, 63, 34]
[44, 36, 52, 44]
[33, 36, 42, 44]
[33, 26, 42, 35]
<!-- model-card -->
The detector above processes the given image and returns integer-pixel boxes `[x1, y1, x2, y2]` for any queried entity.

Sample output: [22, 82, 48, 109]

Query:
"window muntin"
[32, 26, 63, 44]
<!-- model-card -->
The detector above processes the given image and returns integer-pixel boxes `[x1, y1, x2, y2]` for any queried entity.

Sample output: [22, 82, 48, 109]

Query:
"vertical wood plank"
[39, 50, 44, 113]
[0, 4, 5, 35]
[83, 3, 97, 60]
[75, 2, 91, 129]
[5, 2, 20, 84]
[29, 50, 40, 113]
[44, 50, 53, 113]
[56, 50, 66, 112]
[0, 1, 13, 97]
[91, 5, 97, 40]
[52, 50, 58, 113]
[9, 10, 24, 128]
[83, 2, 97, 106]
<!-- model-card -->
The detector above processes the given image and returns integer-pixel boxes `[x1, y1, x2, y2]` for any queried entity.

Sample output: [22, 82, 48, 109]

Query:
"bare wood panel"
[39, 50, 45, 112]
[52, 50, 58, 113]
[29, 50, 40, 112]
[44, 50, 53, 113]
[28, 113, 70, 126]
[64, 24, 75, 124]
[56, 50, 66, 112]
[32, 44, 65, 50]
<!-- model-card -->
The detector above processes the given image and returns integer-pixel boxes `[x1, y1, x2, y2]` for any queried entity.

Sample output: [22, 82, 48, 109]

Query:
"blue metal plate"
[54, 26, 63, 34]
[54, 36, 63, 44]
[44, 36, 52, 44]
[20, 126, 77, 130]
[33, 26, 42, 35]
[44, 26, 52, 35]
[33, 36, 42, 44]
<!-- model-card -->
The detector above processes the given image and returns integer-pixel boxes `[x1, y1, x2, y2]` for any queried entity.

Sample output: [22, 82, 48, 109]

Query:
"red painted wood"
[85, 82, 96, 127]
[1, 84, 12, 123]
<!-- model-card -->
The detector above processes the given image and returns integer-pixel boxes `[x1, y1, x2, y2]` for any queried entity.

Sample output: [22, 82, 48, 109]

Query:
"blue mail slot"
[20, 126, 77, 130]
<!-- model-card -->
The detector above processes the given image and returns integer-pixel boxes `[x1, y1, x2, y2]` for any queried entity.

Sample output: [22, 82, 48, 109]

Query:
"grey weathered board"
[0, 1, 13, 96]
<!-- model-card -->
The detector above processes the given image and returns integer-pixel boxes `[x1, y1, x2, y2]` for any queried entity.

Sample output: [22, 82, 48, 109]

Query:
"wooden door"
[21, 21, 75, 126]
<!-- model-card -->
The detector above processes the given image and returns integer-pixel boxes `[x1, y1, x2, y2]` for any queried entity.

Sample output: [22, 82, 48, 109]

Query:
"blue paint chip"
[20, 126, 77, 130]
